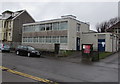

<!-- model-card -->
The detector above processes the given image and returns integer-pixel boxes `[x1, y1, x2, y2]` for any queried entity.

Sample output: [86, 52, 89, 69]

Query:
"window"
[23, 25, 35, 32]
[23, 26, 28, 32]
[52, 36, 56, 43]
[60, 36, 67, 43]
[46, 36, 51, 43]
[39, 36, 45, 43]
[28, 37, 33, 43]
[39, 36, 42, 43]
[22, 37, 25, 42]
[9, 21, 11, 28]
[46, 23, 52, 31]
[9, 33, 11, 36]
[53, 22, 59, 30]
[33, 37, 39, 43]
[23, 27, 25, 32]
[27, 37, 30, 42]
[40, 24, 45, 31]
[77, 23, 80, 32]
[56, 36, 60, 43]
[23, 36, 68, 44]
[51, 36, 59, 43]
[35, 25, 40, 31]
[23, 37, 28, 42]
[29, 37, 33, 42]
[59, 21, 68, 30]
[30, 25, 35, 32]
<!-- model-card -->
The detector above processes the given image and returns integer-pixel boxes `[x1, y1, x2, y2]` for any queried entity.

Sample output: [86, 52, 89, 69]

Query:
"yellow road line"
[0, 66, 58, 84]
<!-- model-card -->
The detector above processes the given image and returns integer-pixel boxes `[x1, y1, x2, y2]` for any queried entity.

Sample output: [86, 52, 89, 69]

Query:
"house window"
[23, 37, 28, 42]
[60, 36, 67, 43]
[46, 23, 52, 31]
[35, 25, 40, 31]
[52, 36, 56, 43]
[24, 25, 35, 32]
[56, 36, 60, 43]
[29, 37, 33, 42]
[53, 22, 59, 30]
[39, 36, 45, 43]
[46, 36, 51, 43]
[40, 24, 45, 31]
[77, 23, 80, 32]
[9, 21, 11, 28]
[28, 37, 30, 42]
[9, 33, 11, 36]
[33, 37, 39, 43]
[52, 36, 60, 43]
[59, 21, 68, 30]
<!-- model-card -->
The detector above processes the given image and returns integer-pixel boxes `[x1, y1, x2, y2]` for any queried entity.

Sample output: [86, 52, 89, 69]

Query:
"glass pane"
[53, 22, 59, 30]
[60, 36, 67, 43]
[59, 21, 67, 30]
[46, 23, 52, 31]
[35, 25, 40, 31]
[40, 24, 45, 31]
[77, 23, 80, 32]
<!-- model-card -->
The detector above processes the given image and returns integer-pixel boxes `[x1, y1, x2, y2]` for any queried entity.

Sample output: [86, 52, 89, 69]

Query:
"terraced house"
[0, 10, 35, 47]
[22, 15, 89, 51]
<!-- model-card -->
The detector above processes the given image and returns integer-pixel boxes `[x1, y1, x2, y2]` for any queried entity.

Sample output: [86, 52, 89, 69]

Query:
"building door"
[76, 37, 80, 51]
[98, 39, 105, 52]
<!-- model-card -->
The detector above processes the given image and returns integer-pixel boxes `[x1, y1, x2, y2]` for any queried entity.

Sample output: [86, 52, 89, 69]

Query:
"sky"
[0, 0, 119, 31]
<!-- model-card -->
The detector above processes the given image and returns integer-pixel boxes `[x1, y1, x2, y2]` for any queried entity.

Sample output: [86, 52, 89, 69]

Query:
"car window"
[17, 45, 27, 49]
[17, 45, 23, 49]
[4, 45, 10, 48]
[28, 46, 35, 50]
[22, 46, 28, 50]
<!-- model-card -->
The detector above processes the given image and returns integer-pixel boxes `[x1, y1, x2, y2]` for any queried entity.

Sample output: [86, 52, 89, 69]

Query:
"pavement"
[1, 51, 119, 83]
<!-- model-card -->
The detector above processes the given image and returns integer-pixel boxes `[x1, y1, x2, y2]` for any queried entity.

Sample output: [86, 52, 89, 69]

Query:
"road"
[2, 52, 119, 83]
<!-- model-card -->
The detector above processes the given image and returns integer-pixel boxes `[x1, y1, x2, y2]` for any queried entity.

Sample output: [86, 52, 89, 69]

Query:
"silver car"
[0, 44, 10, 52]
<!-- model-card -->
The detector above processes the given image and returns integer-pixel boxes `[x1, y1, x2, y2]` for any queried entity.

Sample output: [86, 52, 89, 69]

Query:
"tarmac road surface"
[1, 52, 119, 83]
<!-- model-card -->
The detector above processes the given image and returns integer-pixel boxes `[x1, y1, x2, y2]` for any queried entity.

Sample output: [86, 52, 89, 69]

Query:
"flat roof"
[23, 16, 89, 26]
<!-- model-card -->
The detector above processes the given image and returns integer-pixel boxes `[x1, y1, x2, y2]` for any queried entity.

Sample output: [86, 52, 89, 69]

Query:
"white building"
[82, 32, 118, 52]
[22, 15, 89, 51]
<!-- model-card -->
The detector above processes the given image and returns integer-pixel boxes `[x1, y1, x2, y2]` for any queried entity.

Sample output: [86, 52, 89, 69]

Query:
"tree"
[96, 17, 120, 32]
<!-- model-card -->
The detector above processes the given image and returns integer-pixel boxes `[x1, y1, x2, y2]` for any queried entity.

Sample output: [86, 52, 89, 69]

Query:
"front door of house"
[98, 39, 105, 52]
[76, 37, 80, 51]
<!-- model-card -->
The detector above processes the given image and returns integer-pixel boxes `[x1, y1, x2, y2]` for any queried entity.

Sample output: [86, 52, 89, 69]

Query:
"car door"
[22, 46, 28, 55]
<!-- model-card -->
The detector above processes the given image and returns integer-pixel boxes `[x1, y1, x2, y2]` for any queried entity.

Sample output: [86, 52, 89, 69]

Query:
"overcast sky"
[0, 1, 119, 31]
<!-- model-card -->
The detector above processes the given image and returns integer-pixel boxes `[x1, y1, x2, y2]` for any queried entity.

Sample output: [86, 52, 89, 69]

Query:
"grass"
[92, 51, 113, 61]
[59, 50, 76, 57]
[99, 52, 113, 59]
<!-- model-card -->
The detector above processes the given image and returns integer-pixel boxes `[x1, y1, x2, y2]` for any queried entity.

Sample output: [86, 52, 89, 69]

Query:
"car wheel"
[27, 53, 30, 57]
[16, 51, 19, 55]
